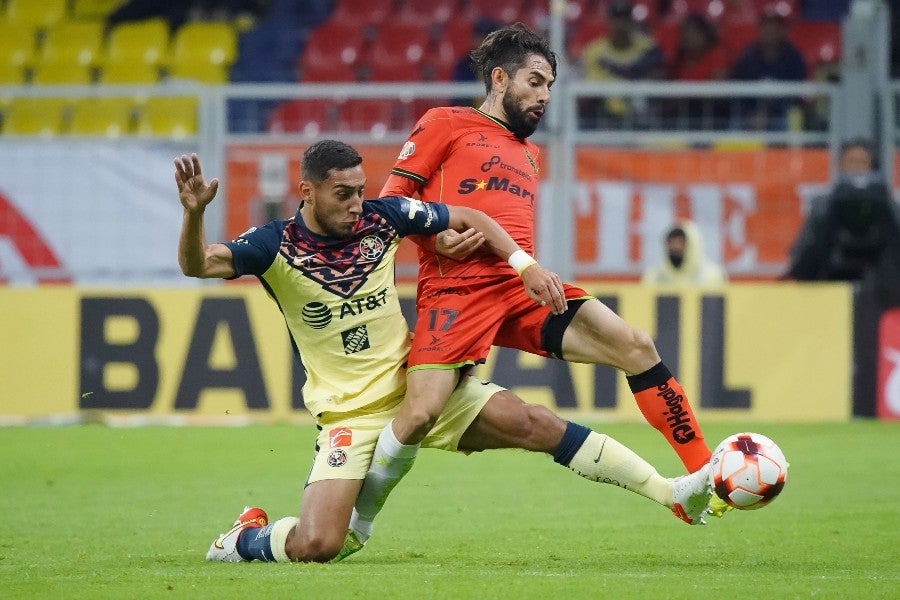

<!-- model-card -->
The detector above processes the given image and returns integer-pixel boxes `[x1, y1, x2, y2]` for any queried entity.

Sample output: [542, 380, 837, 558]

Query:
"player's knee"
[626, 327, 660, 366]
[286, 529, 342, 563]
[523, 404, 566, 451]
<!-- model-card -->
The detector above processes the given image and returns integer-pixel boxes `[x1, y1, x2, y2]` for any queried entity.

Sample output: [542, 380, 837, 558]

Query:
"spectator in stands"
[784, 138, 900, 283]
[642, 220, 727, 286]
[451, 18, 501, 107]
[580, 0, 665, 126]
[660, 12, 730, 128]
[729, 10, 806, 130]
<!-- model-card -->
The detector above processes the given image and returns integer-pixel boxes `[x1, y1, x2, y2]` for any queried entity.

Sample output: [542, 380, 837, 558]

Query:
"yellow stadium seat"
[4, 0, 69, 29]
[169, 22, 237, 68]
[2, 98, 69, 136]
[167, 61, 228, 84]
[0, 62, 26, 85]
[0, 24, 37, 68]
[137, 97, 198, 138]
[71, 0, 127, 20]
[68, 97, 135, 137]
[31, 61, 93, 85]
[98, 62, 160, 84]
[40, 21, 106, 67]
[105, 18, 170, 68]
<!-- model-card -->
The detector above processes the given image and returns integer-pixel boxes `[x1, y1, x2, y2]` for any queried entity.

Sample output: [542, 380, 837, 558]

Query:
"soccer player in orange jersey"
[350, 23, 719, 543]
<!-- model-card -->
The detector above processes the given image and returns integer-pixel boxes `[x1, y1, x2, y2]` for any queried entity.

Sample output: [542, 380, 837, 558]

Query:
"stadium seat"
[300, 60, 359, 83]
[367, 61, 425, 83]
[267, 99, 335, 135]
[167, 61, 229, 84]
[40, 21, 106, 68]
[789, 21, 841, 67]
[337, 99, 398, 137]
[328, 0, 395, 29]
[0, 24, 37, 70]
[395, 0, 456, 26]
[98, 62, 160, 84]
[368, 22, 431, 71]
[1, 98, 69, 136]
[652, 21, 680, 63]
[71, 0, 127, 20]
[68, 97, 135, 137]
[136, 97, 198, 138]
[168, 22, 238, 74]
[0, 62, 26, 85]
[3, 0, 68, 29]
[464, 0, 525, 24]
[105, 18, 170, 69]
[31, 61, 94, 85]
[567, 16, 608, 60]
[438, 20, 475, 64]
[718, 21, 759, 59]
[300, 21, 366, 72]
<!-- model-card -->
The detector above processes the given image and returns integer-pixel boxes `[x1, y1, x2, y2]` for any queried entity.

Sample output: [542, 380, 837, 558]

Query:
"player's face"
[301, 165, 366, 239]
[502, 53, 554, 139]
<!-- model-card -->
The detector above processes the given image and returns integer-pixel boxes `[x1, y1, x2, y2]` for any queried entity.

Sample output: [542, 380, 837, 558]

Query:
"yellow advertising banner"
[0, 284, 852, 423]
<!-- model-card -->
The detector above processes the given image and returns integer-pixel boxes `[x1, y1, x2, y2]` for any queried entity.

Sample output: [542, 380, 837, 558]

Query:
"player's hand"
[521, 264, 567, 315]
[435, 228, 485, 260]
[175, 153, 219, 214]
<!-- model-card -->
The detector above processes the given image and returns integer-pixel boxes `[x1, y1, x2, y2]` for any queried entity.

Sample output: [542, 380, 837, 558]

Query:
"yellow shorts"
[306, 376, 503, 484]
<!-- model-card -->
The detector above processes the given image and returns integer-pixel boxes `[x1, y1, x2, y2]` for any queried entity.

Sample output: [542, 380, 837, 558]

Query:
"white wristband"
[508, 249, 537, 276]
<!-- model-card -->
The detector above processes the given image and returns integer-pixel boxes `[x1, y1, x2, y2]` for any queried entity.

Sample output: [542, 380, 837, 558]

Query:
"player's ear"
[490, 67, 507, 92]
[299, 179, 313, 204]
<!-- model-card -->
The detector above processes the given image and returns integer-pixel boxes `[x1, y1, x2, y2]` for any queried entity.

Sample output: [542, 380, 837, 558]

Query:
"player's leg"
[554, 298, 711, 473]
[456, 388, 711, 524]
[350, 368, 459, 543]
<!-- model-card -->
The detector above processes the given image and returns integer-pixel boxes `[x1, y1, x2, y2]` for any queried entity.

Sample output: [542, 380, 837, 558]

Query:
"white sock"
[269, 516, 299, 563]
[566, 432, 671, 506]
[350, 420, 419, 542]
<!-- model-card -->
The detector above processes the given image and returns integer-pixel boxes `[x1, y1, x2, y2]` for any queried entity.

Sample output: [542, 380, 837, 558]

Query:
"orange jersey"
[380, 106, 541, 281]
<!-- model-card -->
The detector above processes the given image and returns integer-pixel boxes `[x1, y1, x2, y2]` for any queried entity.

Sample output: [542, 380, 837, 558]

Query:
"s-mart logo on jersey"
[329, 427, 352, 448]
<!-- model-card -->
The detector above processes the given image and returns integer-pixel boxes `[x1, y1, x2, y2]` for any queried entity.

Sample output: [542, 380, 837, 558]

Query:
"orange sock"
[627, 362, 711, 473]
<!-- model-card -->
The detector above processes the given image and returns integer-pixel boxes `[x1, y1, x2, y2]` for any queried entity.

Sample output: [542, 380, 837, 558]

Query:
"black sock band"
[552, 421, 592, 466]
[625, 361, 672, 393]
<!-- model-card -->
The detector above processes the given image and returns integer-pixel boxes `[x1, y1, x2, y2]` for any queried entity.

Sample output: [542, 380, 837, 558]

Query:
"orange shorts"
[407, 275, 591, 369]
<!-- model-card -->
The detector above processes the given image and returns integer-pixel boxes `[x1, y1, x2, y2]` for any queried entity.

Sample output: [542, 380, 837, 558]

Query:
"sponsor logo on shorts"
[329, 427, 352, 448]
[341, 325, 370, 354]
[302, 302, 332, 329]
[327, 449, 348, 467]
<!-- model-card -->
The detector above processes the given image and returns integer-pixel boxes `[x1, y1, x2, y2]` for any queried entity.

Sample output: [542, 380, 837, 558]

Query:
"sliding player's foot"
[706, 492, 735, 518]
[206, 506, 269, 562]
[670, 464, 712, 525]
[331, 530, 366, 562]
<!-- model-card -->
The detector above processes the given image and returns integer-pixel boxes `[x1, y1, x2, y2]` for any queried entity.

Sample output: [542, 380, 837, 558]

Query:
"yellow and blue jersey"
[225, 196, 449, 417]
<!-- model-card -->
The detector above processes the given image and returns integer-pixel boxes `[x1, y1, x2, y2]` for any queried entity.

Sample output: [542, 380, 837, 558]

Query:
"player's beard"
[502, 89, 543, 139]
[314, 206, 356, 239]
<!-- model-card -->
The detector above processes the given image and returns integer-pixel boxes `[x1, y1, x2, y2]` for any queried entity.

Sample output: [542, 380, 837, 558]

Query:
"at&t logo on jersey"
[301, 302, 332, 329]
[359, 235, 385, 260]
[457, 177, 534, 204]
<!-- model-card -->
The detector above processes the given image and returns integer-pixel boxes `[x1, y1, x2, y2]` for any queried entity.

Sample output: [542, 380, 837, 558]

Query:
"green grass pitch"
[2, 421, 897, 599]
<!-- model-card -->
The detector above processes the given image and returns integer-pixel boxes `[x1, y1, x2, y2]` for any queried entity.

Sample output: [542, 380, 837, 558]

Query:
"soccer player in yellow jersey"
[177, 140, 712, 564]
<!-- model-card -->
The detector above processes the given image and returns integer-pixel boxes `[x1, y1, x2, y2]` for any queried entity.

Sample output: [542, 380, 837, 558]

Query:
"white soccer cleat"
[670, 464, 713, 525]
[206, 506, 269, 562]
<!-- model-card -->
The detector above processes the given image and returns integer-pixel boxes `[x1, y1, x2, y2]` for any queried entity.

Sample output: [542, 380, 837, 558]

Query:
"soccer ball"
[710, 432, 788, 510]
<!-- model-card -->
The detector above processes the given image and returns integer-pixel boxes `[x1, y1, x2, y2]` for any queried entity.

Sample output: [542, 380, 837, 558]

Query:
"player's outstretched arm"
[446, 205, 567, 315]
[175, 153, 235, 279]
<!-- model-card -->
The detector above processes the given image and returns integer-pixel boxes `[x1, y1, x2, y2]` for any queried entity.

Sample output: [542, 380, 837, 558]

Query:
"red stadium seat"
[337, 99, 399, 136]
[567, 16, 608, 60]
[268, 100, 335, 135]
[789, 20, 841, 67]
[395, 0, 457, 26]
[438, 19, 475, 63]
[652, 21, 680, 63]
[329, 0, 395, 29]
[300, 60, 359, 82]
[366, 61, 424, 82]
[464, 0, 526, 24]
[300, 21, 366, 72]
[718, 21, 759, 59]
[369, 22, 431, 69]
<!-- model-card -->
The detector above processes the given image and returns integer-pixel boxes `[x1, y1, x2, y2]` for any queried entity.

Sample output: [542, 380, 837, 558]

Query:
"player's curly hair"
[470, 23, 558, 95]
[302, 139, 363, 183]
